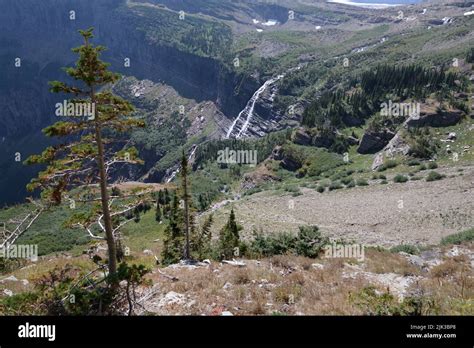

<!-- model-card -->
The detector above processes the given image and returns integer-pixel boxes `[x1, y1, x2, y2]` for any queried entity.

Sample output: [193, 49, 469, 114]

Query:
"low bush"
[351, 286, 438, 315]
[328, 181, 343, 191]
[393, 174, 408, 183]
[440, 228, 474, 245]
[407, 159, 421, 166]
[249, 226, 329, 258]
[346, 180, 356, 188]
[377, 160, 398, 172]
[390, 244, 419, 255]
[341, 177, 353, 185]
[426, 171, 445, 182]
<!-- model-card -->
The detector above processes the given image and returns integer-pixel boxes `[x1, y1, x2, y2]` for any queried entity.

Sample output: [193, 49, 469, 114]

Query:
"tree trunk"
[91, 86, 117, 283]
[95, 124, 118, 279]
[183, 170, 190, 260]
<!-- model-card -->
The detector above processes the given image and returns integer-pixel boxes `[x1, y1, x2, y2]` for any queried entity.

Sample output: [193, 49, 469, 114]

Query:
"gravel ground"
[209, 166, 474, 247]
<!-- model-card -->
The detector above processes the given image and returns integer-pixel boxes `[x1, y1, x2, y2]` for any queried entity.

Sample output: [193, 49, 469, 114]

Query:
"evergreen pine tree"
[196, 214, 213, 260]
[218, 209, 241, 260]
[180, 151, 191, 260]
[161, 194, 184, 265]
[155, 201, 162, 222]
[25, 28, 144, 283]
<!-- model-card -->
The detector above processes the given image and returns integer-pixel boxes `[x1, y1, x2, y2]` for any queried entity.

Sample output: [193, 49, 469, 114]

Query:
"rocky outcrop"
[358, 130, 396, 154]
[292, 128, 312, 146]
[241, 164, 280, 190]
[406, 107, 462, 128]
[270, 145, 301, 172]
[281, 157, 301, 172]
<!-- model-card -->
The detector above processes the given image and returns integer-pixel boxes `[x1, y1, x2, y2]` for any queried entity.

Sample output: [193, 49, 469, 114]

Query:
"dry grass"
[1, 243, 472, 315]
[365, 248, 420, 276]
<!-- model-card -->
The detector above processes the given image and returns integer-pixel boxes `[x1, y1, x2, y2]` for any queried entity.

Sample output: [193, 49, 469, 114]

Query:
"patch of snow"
[261, 20, 278, 26]
[327, 0, 400, 9]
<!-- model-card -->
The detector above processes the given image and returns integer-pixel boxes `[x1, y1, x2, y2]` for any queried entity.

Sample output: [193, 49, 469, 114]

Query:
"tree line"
[302, 64, 464, 129]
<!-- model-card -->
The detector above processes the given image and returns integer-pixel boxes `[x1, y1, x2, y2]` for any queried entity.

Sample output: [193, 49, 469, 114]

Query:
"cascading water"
[226, 74, 285, 139]
[165, 144, 198, 183]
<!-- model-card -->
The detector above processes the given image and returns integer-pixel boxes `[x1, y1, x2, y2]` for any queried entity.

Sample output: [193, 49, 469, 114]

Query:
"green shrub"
[341, 177, 353, 185]
[380, 180, 388, 184]
[407, 159, 421, 166]
[393, 174, 408, 183]
[244, 187, 262, 196]
[426, 171, 445, 182]
[377, 159, 398, 172]
[294, 226, 329, 258]
[346, 180, 356, 188]
[329, 180, 343, 191]
[427, 162, 438, 169]
[419, 164, 427, 171]
[316, 185, 325, 193]
[356, 178, 369, 186]
[390, 244, 419, 255]
[440, 228, 474, 245]
[351, 286, 438, 315]
[404, 128, 440, 159]
[0, 291, 42, 315]
[2, 263, 151, 315]
[249, 226, 328, 258]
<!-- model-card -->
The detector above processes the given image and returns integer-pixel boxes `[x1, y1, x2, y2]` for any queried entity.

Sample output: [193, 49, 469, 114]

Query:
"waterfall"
[165, 145, 198, 183]
[226, 74, 285, 139]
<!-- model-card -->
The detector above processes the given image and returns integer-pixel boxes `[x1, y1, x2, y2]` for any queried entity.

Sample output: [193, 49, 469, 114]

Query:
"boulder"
[281, 157, 301, 171]
[312, 133, 335, 149]
[3, 289, 13, 297]
[447, 132, 457, 140]
[357, 130, 396, 154]
[0, 275, 18, 283]
[372, 153, 385, 171]
[270, 146, 283, 161]
[158, 291, 186, 308]
[292, 128, 311, 146]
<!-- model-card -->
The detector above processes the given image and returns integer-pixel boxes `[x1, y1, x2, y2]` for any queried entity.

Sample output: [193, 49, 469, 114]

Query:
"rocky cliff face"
[0, 0, 263, 204]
